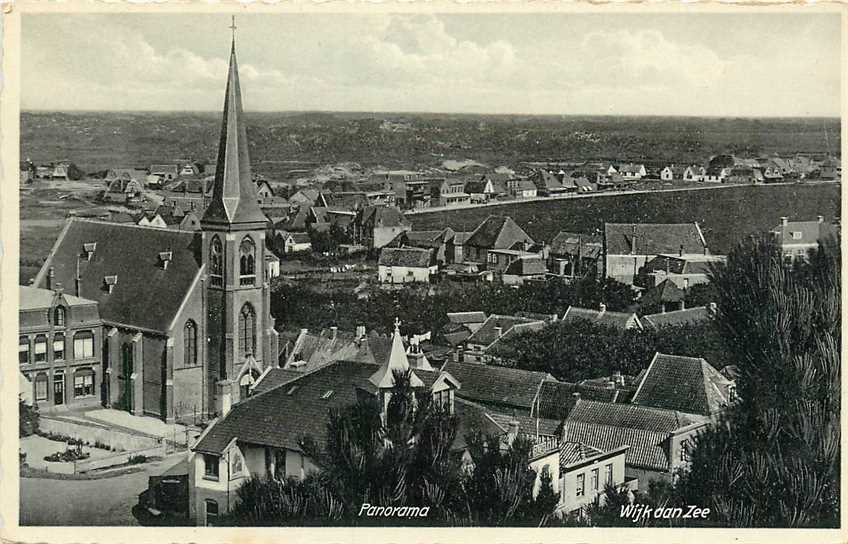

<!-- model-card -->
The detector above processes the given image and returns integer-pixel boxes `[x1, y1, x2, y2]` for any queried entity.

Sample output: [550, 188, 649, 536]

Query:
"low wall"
[74, 444, 166, 473]
[40, 416, 160, 451]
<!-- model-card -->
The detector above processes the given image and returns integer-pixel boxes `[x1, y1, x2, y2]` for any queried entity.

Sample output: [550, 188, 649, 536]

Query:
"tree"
[674, 235, 840, 527]
[19, 397, 39, 437]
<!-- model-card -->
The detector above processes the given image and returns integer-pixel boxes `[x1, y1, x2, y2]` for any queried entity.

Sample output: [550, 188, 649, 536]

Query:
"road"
[19, 456, 183, 526]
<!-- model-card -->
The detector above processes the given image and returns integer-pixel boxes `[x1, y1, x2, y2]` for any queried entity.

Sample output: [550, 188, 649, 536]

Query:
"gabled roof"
[631, 353, 733, 416]
[33, 219, 201, 333]
[604, 223, 708, 256]
[641, 306, 712, 329]
[369, 324, 423, 388]
[441, 360, 554, 412]
[378, 247, 433, 268]
[466, 314, 547, 347]
[549, 231, 603, 259]
[504, 255, 546, 276]
[465, 216, 534, 250]
[534, 381, 623, 420]
[19, 285, 98, 311]
[150, 164, 179, 175]
[561, 306, 642, 330]
[559, 441, 606, 467]
[641, 254, 724, 276]
[563, 420, 670, 472]
[252, 368, 307, 395]
[447, 311, 487, 325]
[359, 206, 410, 229]
[567, 399, 707, 433]
[639, 279, 685, 307]
[201, 40, 268, 226]
[771, 219, 834, 245]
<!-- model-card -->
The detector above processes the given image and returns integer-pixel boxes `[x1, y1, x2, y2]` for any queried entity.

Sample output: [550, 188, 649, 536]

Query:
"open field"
[22, 111, 841, 182]
[408, 183, 841, 254]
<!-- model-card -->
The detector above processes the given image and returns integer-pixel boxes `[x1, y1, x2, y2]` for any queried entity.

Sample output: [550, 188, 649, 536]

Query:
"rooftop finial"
[229, 15, 237, 45]
[393, 317, 401, 333]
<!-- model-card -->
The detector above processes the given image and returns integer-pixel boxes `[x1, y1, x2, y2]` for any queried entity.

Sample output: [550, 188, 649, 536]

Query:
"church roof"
[369, 321, 424, 388]
[33, 219, 202, 333]
[202, 40, 268, 226]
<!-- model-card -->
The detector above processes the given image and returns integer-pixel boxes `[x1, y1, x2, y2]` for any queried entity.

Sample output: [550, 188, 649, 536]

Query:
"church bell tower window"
[239, 303, 256, 359]
[239, 236, 256, 286]
[210, 236, 223, 287]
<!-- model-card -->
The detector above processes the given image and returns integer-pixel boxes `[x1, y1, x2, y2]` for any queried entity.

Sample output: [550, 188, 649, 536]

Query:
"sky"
[21, 13, 842, 117]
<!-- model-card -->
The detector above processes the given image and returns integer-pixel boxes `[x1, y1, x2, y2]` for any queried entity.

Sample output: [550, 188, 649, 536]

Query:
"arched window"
[239, 237, 256, 286]
[238, 303, 256, 358]
[184, 320, 197, 367]
[210, 236, 223, 287]
[54, 306, 66, 327]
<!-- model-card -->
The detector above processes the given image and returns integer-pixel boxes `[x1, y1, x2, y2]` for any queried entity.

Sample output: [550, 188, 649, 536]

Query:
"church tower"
[202, 27, 278, 416]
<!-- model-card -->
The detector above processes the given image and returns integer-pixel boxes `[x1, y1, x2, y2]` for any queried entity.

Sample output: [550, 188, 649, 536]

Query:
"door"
[120, 344, 134, 412]
[53, 373, 65, 406]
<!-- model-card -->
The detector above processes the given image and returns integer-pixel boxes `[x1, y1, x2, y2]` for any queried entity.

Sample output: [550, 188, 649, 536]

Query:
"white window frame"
[74, 331, 95, 359]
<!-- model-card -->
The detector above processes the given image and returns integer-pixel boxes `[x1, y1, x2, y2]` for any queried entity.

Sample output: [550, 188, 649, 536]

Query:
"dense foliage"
[271, 274, 635, 336]
[491, 319, 730, 382]
[19, 398, 39, 437]
[672, 235, 841, 527]
[223, 370, 559, 526]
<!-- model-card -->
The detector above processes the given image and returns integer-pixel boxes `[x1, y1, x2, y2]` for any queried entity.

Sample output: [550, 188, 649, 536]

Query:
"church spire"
[370, 318, 423, 389]
[202, 21, 267, 226]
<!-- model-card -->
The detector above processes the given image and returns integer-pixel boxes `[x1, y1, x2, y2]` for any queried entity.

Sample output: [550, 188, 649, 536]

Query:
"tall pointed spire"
[370, 318, 423, 389]
[202, 21, 268, 226]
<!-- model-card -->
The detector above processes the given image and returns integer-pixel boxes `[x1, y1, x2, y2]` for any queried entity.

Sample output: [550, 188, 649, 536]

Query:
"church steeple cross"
[393, 317, 401, 332]
[229, 16, 237, 43]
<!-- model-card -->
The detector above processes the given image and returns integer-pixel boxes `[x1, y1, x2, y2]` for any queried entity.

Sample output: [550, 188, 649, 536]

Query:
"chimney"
[506, 417, 520, 446]
[630, 225, 638, 254]
[679, 244, 684, 257]
[47, 267, 55, 290]
[356, 325, 366, 339]
[104, 275, 118, 294]
[681, 299, 686, 310]
[83, 242, 96, 261]
[613, 370, 624, 386]
[158, 250, 173, 270]
[708, 302, 717, 317]
[606, 380, 616, 389]
[494, 326, 503, 338]
[572, 391, 581, 402]
[818, 215, 825, 224]
[780, 216, 788, 226]
[330, 326, 338, 341]
[598, 302, 607, 314]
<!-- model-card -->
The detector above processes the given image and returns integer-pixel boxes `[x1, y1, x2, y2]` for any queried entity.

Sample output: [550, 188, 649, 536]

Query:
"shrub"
[128, 455, 148, 464]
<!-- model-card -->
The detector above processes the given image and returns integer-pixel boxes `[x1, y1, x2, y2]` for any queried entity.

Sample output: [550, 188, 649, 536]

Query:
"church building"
[33, 36, 279, 422]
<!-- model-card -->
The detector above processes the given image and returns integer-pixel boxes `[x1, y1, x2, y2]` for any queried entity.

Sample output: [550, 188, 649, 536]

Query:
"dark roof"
[465, 216, 534, 250]
[535, 381, 622, 420]
[378, 247, 433, 268]
[563, 420, 670, 472]
[447, 311, 487, 325]
[201, 43, 268, 226]
[559, 441, 606, 467]
[631, 353, 732, 416]
[567, 399, 707, 433]
[252, 368, 308, 395]
[33, 219, 201, 333]
[466, 314, 546, 347]
[604, 223, 707, 256]
[561, 306, 641, 330]
[360, 206, 410, 228]
[549, 231, 602, 259]
[641, 255, 719, 276]
[504, 256, 547, 276]
[640, 279, 686, 307]
[771, 219, 835, 245]
[641, 306, 712, 329]
[441, 360, 553, 412]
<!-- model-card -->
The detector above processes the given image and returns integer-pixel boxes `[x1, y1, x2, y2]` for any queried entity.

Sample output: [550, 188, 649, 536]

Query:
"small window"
[74, 331, 95, 359]
[203, 454, 220, 480]
[321, 390, 335, 400]
[19, 337, 30, 365]
[576, 473, 585, 497]
[591, 468, 599, 491]
[605, 464, 613, 486]
[53, 334, 65, 361]
[54, 306, 66, 327]
[34, 335, 48, 363]
[35, 373, 48, 401]
[791, 231, 802, 240]
[205, 499, 219, 526]
[74, 369, 95, 397]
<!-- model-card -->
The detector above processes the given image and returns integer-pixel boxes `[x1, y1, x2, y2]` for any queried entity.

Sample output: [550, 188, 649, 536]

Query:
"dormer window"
[104, 275, 118, 294]
[54, 306, 66, 327]
[158, 251, 173, 270]
[239, 236, 256, 286]
[83, 242, 97, 261]
[791, 231, 802, 240]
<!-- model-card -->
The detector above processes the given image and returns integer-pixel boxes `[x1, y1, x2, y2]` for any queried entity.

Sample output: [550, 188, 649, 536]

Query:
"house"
[702, 166, 725, 183]
[617, 163, 647, 181]
[189, 322, 461, 524]
[603, 222, 710, 284]
[392, 177, 434, 210]
[255, 179, 275, 202]
[136, 210, 169, 229]
[558, 441, 633, 515]
[433, 178, 470, 208]
[564, 399, 709, 491]
[641, 304, 716, 330]
[180, 163, 200, 176]
[761, 162, 784, 182]
[819, 157, 841, 180]
[461, 314, 547, 364]
[377, 247, 437, 284]
[352, 206, 412, 250]
[463, 216, 535, 266]
[638, 279, 686, 314]
[444, 231, 472, 264]
[32, 40, 278, 422]
[444, 311, 487, 341]
[561, 304, 642, 330]
[441, 359, 554, 414]
[533, 378, 636, 420]
[155, 205, 202, 232]
[637, 253, 726, 290]
[548, 231, 603, 279]
[395, 228, 454, 264]
[464, 179, 496, 203]
[531, 170, 568, 196]
[282, 326, 392, 373]
[19, 285, 103, 411]
[502, 255, 547, 285]
[631, 353, 736, 418]
[682, 165, 705, 182]
[275, 231, 312, 254]
[105, 168, 147, 186]
[35, 165, 53, 179]
[150, 165, 179, 182]
[659, 166, 685, 182]
[289, 188, 327, 208]
[726, 167, 755, 184]
[573, 175, 597, 192]
[508, 178, 538, 199]
[771, 215, 834, 262]
[102, 176, 145, 205]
